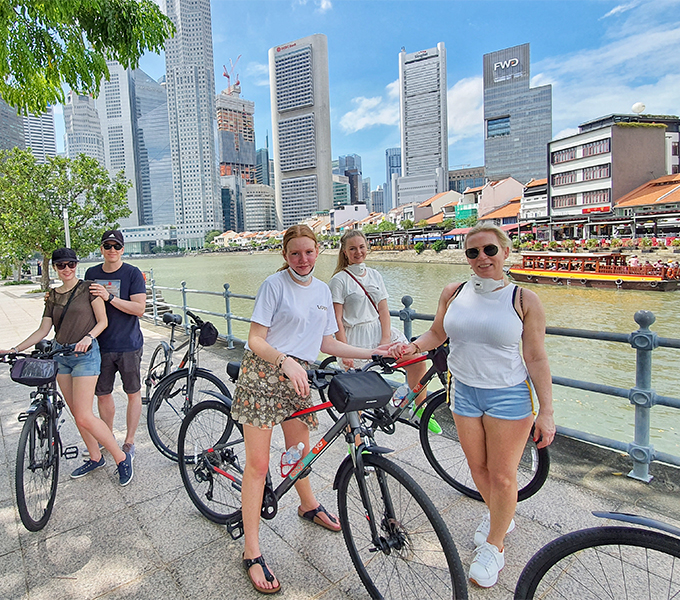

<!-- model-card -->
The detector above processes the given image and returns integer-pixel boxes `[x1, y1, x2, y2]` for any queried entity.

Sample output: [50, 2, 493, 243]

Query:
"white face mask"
[470, 274, 505, 294]
[346, 262, 366, 276]
[288, 266, 315, 283]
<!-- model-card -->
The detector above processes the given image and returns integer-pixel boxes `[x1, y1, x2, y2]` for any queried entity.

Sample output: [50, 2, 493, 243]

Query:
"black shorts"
[95, 347, 143, 396]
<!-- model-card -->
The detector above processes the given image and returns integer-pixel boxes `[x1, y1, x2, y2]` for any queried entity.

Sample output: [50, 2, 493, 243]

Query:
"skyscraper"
[216, 85, 256, 183]
[63, 91, 105, 167]
[23, 107, 57, 163]
[269, 33, 332, 228]
[0, 97, 25, 152]
[384, 147, 401, 211]
[164, 0, 220, 248]
[483, 43, 552, 184]
[256, 141, 271, 186]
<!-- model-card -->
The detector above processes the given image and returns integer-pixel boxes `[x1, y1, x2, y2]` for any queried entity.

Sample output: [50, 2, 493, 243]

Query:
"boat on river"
[508, 251, 680, 291]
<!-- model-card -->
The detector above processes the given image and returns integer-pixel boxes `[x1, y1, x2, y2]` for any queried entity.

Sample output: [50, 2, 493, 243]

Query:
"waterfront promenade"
[1, 283, 679, 600]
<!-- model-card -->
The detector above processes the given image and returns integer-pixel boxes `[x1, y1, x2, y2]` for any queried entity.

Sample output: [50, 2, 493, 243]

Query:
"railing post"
[181, 281, 189, 334]
[399, 295, 415, 341]
[151, 276, 158, 326]
[224, 283, 234, 349]
[627, 310, 658, 482]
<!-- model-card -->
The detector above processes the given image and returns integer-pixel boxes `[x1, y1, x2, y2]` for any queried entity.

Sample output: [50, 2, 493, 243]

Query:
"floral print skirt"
[231, 349, 319, 430]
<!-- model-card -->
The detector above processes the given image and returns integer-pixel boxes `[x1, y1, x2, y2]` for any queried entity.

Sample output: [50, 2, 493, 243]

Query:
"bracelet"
[276, 353, 288, 369]
[85, 333, 95, 340]
[412, 341, 423, 354]
[11, 346, 18, 353]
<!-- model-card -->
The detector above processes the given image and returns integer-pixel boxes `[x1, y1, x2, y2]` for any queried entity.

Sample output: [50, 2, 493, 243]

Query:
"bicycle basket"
[328, 370, 393, 413]
[10, 358, 58, 387]
[198, 321, 218, 346]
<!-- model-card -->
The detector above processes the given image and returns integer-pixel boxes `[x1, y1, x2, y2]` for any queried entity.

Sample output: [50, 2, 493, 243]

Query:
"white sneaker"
[469, 541, 504, 588]
[473, 512, 515, 547]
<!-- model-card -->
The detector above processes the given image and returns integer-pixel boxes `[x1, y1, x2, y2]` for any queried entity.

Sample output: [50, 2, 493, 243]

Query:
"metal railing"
[145, 273, 680, 482]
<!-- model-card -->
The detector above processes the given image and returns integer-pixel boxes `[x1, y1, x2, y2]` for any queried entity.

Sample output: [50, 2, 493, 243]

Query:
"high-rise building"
[23, 107, 57, 163]
[220, 174, 245, 232]
[256, 142, 271, 186]
[0, 97, 24, 151]
[338, 154, 363, 204]
[371, 186, 385, 214]
[483, 43, 552, 184]
[217, 86, 256, 183]
[269, 33, 333, 228]
[362, 177, 371, 208]
[332, 174, 351, 207]
[164, 0, 220, 248]
[244, 184, 276, 232]
[63, 91, 105, 167]
[399, 43, 448, 193]
[449, 166, 486, 193]
[339, 154, 361, 174]
[384, 147, 401, 211]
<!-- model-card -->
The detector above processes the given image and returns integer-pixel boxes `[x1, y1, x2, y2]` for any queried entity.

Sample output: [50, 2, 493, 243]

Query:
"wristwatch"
[107, 292, 114, 303]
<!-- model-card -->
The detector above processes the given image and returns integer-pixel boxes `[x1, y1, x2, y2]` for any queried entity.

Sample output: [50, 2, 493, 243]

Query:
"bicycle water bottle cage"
[62, 446, 79, 460]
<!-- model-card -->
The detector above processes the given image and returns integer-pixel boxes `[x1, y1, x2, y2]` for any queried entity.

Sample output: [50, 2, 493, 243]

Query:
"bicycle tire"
[15, 408, 59, 531]
[318, 355, 342, 422]
[147, 368, 232, 461]
[336, 453, 467, 599]
[514, 526, 680, 599]
[178, 400, 244, 524]
[419, 392, 549, 501]
[144, 342, 170, 404]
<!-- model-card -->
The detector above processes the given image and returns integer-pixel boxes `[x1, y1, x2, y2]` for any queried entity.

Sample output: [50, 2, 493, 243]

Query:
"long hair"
[333, 230, 368, 275]
[278, 225, 318, 271]
[464, 221, 511, 250]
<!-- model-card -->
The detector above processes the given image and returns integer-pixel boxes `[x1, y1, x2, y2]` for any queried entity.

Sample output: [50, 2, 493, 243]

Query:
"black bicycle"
[146, 310, 230, 461]
[143, 311, 185, 404]
[514, 511, 680, 599]
[177, 361, 468, 599]
[2, 341, 79, 531]
[321, 344, 550, 502]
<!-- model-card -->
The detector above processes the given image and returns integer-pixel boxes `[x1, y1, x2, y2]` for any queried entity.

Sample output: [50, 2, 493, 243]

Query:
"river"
[126, 251, 680, 458]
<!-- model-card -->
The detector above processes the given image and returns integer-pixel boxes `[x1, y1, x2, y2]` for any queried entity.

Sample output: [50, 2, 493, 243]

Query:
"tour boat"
[508, 251, 680, 291]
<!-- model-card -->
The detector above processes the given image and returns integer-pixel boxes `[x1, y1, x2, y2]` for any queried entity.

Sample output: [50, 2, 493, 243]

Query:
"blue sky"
[60, 0, 680, 190]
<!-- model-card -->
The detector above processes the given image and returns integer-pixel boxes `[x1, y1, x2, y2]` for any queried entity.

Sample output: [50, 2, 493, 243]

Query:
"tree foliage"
[0, 0, 175, 114]
[401, 219, 414, 231]
[0, 148, 131, 289]
[204, 229, 222, 244]
[377, 220, 397, 232]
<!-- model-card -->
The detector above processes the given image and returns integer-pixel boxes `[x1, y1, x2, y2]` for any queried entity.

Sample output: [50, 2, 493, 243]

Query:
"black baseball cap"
[52, 248, 79, 263]
[101, 230, 124, 245]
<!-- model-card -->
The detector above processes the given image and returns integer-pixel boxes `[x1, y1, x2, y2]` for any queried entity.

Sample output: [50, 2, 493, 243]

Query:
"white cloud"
[554, 127, 579, 140]
[600, 2, 641, 19]
[339, 80, 399, 133]
[293, 0, 332, 12]
[447, 76, 483, 143]
[245, 62, 270, 87]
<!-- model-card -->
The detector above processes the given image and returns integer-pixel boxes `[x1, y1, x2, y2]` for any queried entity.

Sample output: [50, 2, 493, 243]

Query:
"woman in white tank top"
[389, 222, 555, 589]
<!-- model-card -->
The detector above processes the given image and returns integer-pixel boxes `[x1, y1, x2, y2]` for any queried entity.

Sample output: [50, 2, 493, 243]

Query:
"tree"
[456, 215, 478, 228]
[401, 219, 414, 231]
[442, 218, 454, 231]
[0, 148, 131, 290]
[377, 220, 397, 232]
[417, 219, 429, 228]
[205, 229, 222, 244]
[362, 223, 378, 234]
[1, 0, 175, 114]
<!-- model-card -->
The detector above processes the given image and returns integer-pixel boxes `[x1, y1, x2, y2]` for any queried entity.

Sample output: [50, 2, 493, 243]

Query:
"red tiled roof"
[615, 174, 680, 207]
[480, 197, 521, 219]
[418, 191, 448, 208]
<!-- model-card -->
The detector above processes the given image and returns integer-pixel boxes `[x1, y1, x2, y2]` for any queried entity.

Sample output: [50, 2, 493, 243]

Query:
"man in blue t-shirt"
[85, 230, 146, 461]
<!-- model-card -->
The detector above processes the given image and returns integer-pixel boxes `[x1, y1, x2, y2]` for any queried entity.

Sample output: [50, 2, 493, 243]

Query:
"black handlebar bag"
[328, 370, 394, 413]
[11, 358, 58, 387]
[198, 321, 218, 346]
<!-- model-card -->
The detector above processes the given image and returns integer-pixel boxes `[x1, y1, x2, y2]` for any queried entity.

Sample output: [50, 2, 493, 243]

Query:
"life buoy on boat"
[580, 279, 587, 285]
[615, 279, 623, 286]
[650, 281, 658, 288]
[552, 277, 560, 283]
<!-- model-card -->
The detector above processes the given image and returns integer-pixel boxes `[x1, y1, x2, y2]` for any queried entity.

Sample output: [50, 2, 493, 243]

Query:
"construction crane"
[222, 55, 242, 95]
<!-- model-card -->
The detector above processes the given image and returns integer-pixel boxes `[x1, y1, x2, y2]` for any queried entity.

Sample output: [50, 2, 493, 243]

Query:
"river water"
[127, 251, 680, 458]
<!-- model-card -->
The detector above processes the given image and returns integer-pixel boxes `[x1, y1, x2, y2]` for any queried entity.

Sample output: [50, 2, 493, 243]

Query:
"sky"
[56, 0, 680, 191]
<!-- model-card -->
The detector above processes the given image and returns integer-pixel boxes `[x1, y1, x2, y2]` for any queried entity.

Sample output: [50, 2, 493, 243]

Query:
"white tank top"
[443, 282, 528, 389]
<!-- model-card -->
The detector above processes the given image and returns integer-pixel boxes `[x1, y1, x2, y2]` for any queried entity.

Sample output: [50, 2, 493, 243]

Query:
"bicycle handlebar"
[186, 310, 205, 327]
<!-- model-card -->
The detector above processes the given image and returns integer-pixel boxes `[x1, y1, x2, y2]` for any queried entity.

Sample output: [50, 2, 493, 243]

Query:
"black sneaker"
[118, 452, 134, 486]
[71, 455, 106, 479]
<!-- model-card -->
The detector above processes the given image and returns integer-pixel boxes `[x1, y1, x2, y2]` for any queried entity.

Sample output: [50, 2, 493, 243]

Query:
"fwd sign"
[494, 58, 519, 70]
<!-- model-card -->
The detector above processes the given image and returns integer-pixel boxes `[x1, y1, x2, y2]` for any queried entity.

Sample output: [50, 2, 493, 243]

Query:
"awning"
[501, 223, 520, 231]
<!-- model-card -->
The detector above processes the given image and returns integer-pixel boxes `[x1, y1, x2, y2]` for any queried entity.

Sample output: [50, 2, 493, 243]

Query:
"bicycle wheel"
[144, 342, 170, 404]
[178, 400, 244, 524]
[337, 453, 467, 599]
[318, 355, 342, 422]
[147, 368, 232, 461]
[15, 408, 59, 531]
[420, 392, 549, 501]
[514, 526, 680, 599]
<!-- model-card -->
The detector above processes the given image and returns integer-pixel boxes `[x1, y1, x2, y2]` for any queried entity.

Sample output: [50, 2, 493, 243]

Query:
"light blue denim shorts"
[453, 378, 534, 420]
[54, 338, 101, 377]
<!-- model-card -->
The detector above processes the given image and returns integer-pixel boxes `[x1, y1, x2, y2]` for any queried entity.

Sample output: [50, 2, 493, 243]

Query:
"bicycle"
[2, 340, 79, 531]
[177, 361, 468, 599]
[321, 343, 550, 502]
[514, 511, 680, 599]
[146, 310, 230, 461]
[143, 311, 185, 404]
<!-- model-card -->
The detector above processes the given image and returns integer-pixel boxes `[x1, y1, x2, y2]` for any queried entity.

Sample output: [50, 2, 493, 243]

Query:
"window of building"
[672, 164, 679, 174]
[582, 189, 610, 205]
[672, 142, 679, 157]
[552, 170, 577, 186]
[582, 138, 611, 157]
[551, 147, 577, 164]
[583, 163, 611, 181]
[487, 116, 510, 138]
[552, 194, 577, 209]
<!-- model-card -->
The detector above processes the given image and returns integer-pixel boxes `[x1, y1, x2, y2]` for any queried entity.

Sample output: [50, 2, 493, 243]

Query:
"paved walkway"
[1, 282, 679, 600]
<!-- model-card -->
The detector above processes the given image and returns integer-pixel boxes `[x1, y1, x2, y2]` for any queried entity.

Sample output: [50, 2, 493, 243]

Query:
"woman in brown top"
[2, 248, 133, 485]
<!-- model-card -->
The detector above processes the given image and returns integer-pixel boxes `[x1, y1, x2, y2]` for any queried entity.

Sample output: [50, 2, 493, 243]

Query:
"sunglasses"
[102, 242, 123, 251]
[465, 244, 500, 260]
[54, 261, 77, 270]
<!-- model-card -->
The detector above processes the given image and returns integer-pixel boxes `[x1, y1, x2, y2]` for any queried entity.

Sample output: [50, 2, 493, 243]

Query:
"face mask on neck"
[346, 262, 366, 276]
[470, 274, 505, 294]
[288, 266, 315, 283]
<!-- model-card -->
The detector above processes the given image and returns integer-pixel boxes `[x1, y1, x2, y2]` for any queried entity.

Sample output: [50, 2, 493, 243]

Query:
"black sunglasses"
[54, 261, 77, 270]
[102, 242, 123, 251]
[465, 244, 500, 260]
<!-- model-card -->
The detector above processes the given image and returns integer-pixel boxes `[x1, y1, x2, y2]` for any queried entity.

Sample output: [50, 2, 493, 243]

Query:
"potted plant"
[519, 241, 532, 251]
[639, 237, 653, 252]
[548, 241, 559, 251]
[672, 239, 680, 253]
[585, 238, 599, 251]
[563, 239, 576, 252]
[610, 238, 622, 252]
[532, 241, 544, 251]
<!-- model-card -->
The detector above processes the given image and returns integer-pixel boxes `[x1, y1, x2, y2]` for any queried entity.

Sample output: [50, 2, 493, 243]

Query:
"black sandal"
[243, 553, 281, 595]
[298, 503, 341, 532]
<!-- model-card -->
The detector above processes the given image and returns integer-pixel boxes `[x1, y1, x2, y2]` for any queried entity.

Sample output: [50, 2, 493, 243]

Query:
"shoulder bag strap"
[54, 280, 82, 333]
[343, 269, 380, 315]
[445, 281, 466, 311]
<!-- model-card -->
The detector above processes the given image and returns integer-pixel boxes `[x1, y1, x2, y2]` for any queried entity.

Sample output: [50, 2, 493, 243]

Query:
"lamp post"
[63, 206, 71, 247]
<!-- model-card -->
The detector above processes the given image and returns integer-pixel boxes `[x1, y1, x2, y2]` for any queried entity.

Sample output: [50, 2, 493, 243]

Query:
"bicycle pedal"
[227, 518, 244, 540]
[17, 412, 29, 422]
[62, 446, 79, 459]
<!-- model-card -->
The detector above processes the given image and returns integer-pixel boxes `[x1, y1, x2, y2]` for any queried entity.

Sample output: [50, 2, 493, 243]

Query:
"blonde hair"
[464, 222, 511, 251]
[278, 225, 318, 271]
[333, 230, 368, 275]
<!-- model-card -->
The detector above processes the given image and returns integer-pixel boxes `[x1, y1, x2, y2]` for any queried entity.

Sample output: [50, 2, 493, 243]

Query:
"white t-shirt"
[328, 268, 388, 328]
[246, 270, 338, 363]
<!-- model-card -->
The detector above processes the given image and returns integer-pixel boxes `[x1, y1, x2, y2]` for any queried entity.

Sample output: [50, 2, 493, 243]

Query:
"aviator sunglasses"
[102, 242, 123, 251]
[54, 261, 77, 270]
[465, 244, 499, 260]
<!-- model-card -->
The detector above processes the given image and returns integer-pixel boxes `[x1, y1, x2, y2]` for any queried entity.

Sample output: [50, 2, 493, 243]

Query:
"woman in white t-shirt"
[329, 230, 427, 411]
[231, 225, 386, 595]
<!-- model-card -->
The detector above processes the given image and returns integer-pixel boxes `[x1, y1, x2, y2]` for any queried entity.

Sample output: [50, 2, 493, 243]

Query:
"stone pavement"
[1, 282, 679, 600]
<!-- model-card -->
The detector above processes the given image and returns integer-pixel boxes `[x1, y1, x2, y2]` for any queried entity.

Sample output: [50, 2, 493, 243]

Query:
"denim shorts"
[54, 339, 101, 378]
[453, 378, 535, 420]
